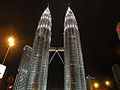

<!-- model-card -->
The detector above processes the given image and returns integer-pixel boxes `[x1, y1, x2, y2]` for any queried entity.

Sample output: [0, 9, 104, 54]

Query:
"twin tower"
[13, 6, 87, 90]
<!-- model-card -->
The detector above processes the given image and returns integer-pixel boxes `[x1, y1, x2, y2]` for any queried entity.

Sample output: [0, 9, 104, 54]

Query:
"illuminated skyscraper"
[112, 64, 120, 90]
[26, 7, 52, 90]
[14, 6, 87, 90]
[13, 45, 32, 90]
[64, 7, 87, 90]
[13, 7, 51, 90]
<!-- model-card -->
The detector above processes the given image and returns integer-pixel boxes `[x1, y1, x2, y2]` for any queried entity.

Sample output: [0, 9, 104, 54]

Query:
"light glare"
[8, 37, 14, 46]
[106, 81, 110, 86]
[9, 42, 14, 46]
[8, 37, 14, 42]
[94, 82, 99, 88]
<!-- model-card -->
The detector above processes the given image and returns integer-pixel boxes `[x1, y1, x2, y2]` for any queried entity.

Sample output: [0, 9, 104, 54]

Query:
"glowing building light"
[116, 22, 120, 40]
[9, 85, 13, 89]
[23, 47, 26, 51]
[117, 27, 120, 32]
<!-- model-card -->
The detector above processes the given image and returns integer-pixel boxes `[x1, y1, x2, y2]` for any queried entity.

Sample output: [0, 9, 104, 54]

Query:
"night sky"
[0, 0, 120, 90]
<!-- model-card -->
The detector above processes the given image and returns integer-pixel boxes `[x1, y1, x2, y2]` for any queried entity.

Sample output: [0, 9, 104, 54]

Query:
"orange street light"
[2, 37, 15, 65]
[105, 81, 110, 86]
[8, 37, 14, 46]
[94, 82, 99, 88]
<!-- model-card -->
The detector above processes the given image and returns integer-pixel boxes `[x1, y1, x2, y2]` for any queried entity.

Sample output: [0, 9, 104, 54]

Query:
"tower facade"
[13, 45, 32, 90]
[64, 7, 87, 90]
[112, 64, 120, 90]
[26, 7, 51, 90]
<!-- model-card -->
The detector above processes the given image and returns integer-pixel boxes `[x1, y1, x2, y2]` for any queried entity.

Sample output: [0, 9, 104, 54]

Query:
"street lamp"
[0, 37, 15, 79]
[2, 37, 14, 65]
[8, 37, 14, 47]
[105, 81, 110, 86]
[94, 82, 99, 89]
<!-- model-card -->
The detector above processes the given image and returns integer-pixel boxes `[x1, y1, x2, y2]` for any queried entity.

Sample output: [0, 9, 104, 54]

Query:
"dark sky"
[0, 0, 120, 90]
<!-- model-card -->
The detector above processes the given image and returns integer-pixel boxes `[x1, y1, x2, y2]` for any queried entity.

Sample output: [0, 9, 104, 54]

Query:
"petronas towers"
[13, 6, 87, 90]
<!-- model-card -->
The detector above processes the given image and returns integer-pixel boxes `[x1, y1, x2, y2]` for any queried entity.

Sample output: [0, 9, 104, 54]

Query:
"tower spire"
[48, 3, 49, 8]
[64, 6, 78, 31]
[68, 3, 70, 7]
[41, 6, 51, 16]
[38, 6, 52, 30]
[65, 7, 76, 20]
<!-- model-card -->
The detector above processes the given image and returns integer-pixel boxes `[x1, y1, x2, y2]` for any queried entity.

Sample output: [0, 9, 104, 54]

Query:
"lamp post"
[2, 37, 14, 65]
[105, 81, 110, 86]
[0, 37, 14, 79]
[105, 81, 110, 90]
[0, 37, 15, 89]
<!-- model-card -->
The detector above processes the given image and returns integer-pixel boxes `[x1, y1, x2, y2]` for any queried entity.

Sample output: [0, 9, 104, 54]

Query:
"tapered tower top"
[65, 7, 76, 22]
[41, 6, 51, 20]
[38, 6, 52, 30]
[64, 7, 78, 31]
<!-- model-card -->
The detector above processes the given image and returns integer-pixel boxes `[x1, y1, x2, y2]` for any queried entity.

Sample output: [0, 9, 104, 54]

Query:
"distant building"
[86, 75, 95, 90]
[13, 45, 32, 90]
[116, 22, 120, 40]
[112, 64, 120, 90]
